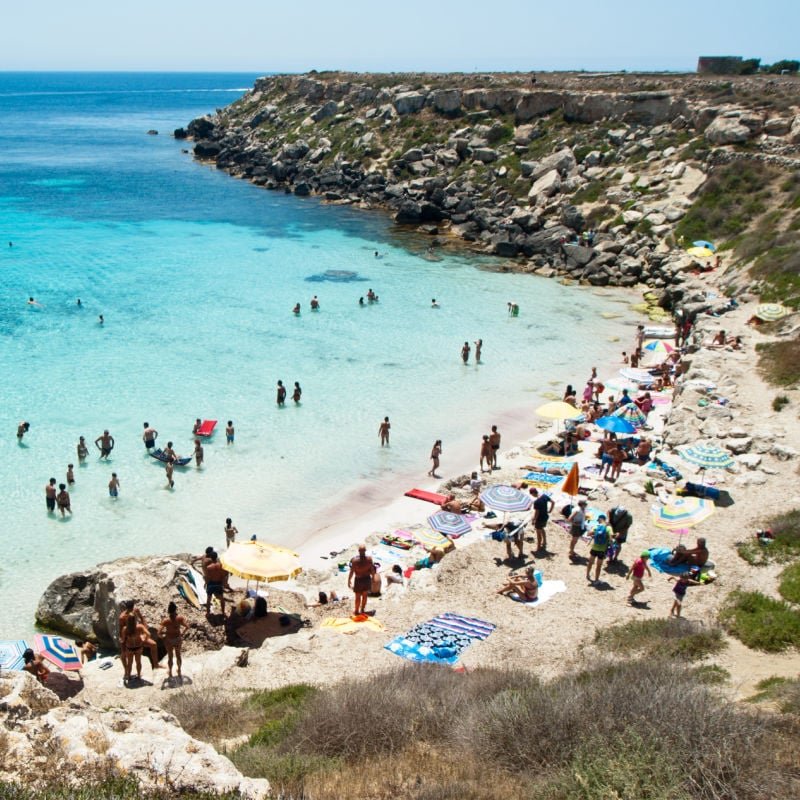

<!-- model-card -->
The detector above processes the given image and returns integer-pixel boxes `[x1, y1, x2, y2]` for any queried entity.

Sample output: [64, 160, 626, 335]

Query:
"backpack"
[592, 524, 609, 549]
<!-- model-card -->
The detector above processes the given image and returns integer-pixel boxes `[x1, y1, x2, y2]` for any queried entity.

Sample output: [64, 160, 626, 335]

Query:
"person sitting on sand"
[669, 537, 709, 567]
[384, 564, 404, 589]
[634, 392, 653, 414]
[23, 648, 50, 683]
[496, 565, 538, 602]
[440, 494, 463, 514]
[635, 437, 652, 464]
[307, 590, 340, 608]
[75, 640, 97, 664]
[415, 547, 445, 570]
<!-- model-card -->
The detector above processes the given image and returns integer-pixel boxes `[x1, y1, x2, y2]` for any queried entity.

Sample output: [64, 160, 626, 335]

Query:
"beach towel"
[384, 612, 495, 665]
[405, 488, 448, 505]
[523, 580, 567, 607]
[369, 544, 411, 566]
[381, 533, 414, 550]
[522, 471, 565, 488]
[321, 617, 386, 634]
[647, 547, 709, 575]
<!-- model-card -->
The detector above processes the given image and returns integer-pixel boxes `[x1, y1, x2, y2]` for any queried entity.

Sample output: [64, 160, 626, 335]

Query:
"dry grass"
[594, 618, 726, 660]
[757, 336, 800, 386]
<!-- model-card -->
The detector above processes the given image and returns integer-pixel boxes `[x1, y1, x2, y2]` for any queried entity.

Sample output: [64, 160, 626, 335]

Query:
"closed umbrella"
[652, 497, 715, 530]
[427, 511, 472, 537]
[677, 442, 735, 472]
[596, 415, 636, 435]
[535, 401, 582, 420]
[220, 540, 302, 583]
[0, 639, 30, 671]
[33, 634, 82, 672]
[754, 303, 789, 322]
[480, 485, 532, 514]
[613, 404, 647, 429]
[560, 463, 580, 497]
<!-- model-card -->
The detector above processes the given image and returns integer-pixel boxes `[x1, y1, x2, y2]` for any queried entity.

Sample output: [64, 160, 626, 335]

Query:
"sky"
[0, 0, 797, 73]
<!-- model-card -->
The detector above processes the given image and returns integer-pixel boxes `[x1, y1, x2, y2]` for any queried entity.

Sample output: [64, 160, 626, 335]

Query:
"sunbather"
[496, 565, 538, 602]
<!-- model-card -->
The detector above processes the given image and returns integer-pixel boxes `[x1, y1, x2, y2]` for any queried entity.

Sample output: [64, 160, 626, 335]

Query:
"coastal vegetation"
[736, 508, 800, 564]
[593, 618, 725, 660]
[719, 590, 800, 651]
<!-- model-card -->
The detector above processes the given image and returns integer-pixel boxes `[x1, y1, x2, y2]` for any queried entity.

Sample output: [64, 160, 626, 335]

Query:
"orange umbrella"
[560, 463, 579, 496]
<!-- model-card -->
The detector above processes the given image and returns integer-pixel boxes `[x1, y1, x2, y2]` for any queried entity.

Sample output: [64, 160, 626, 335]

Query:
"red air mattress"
[404, 488, 448, 505]
[195, 419, 217, 437]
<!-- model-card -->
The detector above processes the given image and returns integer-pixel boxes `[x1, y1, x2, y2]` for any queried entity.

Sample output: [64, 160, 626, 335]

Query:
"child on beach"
[626, 551, 651, 603]
[56, 483, 72, 517]
[108, 473, 120, 498]
[66, 464, 75, 485]
[668, 572, 701, 617]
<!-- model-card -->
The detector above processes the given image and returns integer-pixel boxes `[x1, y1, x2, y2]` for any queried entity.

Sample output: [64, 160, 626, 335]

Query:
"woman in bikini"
[121, 615, 149, 682]
[158, 601, 190, 679]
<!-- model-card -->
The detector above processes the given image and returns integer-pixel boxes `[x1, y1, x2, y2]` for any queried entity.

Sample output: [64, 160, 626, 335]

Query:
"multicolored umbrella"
[754, 303, 789, 322]
[692, 240, 716, 252]
[643, 340, 674, 356]
[613, 403, 647, 429]
[652, 497, 715, 530]
[479, 485, 532, 513]
[596, 415, 636, 434]
[220, 541, 302, 583]
[687, 246, 714, 259]
[33, 634, 82, 672]
[535, 401, 582, 420]
[677, 442, 734, 471]
[427, 511, 472, 537]
[0, 639, 30, 671]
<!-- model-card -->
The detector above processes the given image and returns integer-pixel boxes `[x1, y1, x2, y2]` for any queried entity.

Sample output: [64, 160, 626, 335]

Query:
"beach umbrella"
[620, 368, 656, 386]
[220, 540, 302, 583]
[560, 463, 580, 497]
[480, 485, 532, 514]
[0, 639, 29, 671]
[604, 376, 641, 394]
[754, 303, 789, 322]
[613, 404, 648, 429]
[643, 340, 674, 356]
[33, 634, 82, 672]
[692, 240, 716, 252]
[652, 497, 715, 530]
[596, 415, 636, 435]
[677, 442, 734, 472]
[687, 246, 715, 259]
[427, 511, 472, 537]
[535, 401, 582, 420]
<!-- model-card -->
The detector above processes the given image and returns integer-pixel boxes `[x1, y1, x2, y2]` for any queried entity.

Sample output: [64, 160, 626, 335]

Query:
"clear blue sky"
[1, 0, 796, 72]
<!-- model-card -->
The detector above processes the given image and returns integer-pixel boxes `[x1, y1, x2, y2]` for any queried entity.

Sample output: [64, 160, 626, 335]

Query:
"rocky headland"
[178, 71, 800, 305]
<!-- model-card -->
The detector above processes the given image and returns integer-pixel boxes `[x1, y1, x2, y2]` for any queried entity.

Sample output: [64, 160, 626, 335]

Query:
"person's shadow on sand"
[123, 675, 153, 689]
[160, 675, 193, 690]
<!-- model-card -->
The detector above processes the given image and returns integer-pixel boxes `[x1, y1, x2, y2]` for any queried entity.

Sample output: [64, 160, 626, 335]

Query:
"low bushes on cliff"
[720, 590, 800, 651]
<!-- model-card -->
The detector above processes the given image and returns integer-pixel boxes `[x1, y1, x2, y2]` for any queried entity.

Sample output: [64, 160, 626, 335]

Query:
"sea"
[0, 72, 635, 638]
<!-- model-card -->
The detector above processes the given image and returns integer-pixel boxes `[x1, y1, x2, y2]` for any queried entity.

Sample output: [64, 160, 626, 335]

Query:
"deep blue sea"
[0, 73, 634, 638]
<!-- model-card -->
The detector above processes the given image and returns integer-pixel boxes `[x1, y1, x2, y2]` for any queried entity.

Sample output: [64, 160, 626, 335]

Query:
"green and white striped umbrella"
[677, 442, 734, 471]
[754, 303, 789, 322]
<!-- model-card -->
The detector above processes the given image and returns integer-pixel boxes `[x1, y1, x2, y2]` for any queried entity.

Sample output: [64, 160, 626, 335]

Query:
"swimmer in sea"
[192, 418, 201, 435]
[27, 297, 42, 308]
[108, 473, 120, 497]
[77, 436, 88, 462]
[76, 298, 81, 307]
[292, 303, 301, 315]
[98, 314, 104, 324]
[292, 381, 302, 404]
[277, 380, 286, 406]
[358, 297, 365, 306]
[310, 295, 320, 310]
[431, 298, 439, 308]
[194, 439, 204, 467]
[66, 464, 75, 485]
[17, 421, 30, 442]
[226, 420, 234, 445]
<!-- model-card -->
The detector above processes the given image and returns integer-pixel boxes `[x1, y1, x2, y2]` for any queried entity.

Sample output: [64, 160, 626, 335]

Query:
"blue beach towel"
[523, 472, 563, 485]
[648, 547, 689, 575]
[384, 613, 495, 664]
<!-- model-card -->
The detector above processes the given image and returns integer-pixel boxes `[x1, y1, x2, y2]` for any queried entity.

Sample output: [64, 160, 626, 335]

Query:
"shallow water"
[0, 73, 636, 638]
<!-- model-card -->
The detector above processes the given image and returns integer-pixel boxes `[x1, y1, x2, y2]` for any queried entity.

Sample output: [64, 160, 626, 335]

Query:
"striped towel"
[523, 471, 564, 486]
[429, 612, 496, 640]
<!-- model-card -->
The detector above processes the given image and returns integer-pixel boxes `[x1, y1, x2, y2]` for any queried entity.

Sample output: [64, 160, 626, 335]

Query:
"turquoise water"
[0, 73, 633, 638]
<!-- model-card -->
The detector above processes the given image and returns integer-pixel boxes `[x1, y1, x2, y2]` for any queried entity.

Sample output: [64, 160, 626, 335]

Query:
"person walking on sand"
[56, 483, 72, 517]
[668, 572, 701, 617]
[348, 544, 375, 616]
[194, 439, 204, 467]
[108, 472, 120, 498]
[77, 436, 89, 462]
[277, 380, 286, 406]
[17, 421, 30, 442]
[626, 551, 652, 604]
[66, 464, 75, 486]
[567, 500, 587, 561]
[531, 488, 554, 552]
[474, 339, 483, 362]
[142, 422, 158, 450]
[225, 420, 234, 445]
[428, 439, 442, 478]
[224, 518, 238, 548]
[204, 552, 227, 616]
[461, 341, 470, 364]
[165, 457, 175, 489]
[479, 434, 492, 473]
[94, 430, 114, 460]
[292, 381, 302, 404]
[489, 425, 501, 469]
[586, 514, 611, 584]
[379, 416, 391, 446]
[158, 601, 189, 679]
[45, 478, 57, 513]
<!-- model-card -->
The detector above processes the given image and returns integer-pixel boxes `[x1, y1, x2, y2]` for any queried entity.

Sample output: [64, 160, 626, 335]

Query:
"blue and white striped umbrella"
[479, 485, 532, 513]
[677, 442, 734, 471]
[0, 639, 30, 671]
[427, 512, 472, 537]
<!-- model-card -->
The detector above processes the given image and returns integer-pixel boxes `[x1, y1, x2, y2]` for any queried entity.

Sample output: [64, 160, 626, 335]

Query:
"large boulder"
[522, 226, 571, 255]
[187, 116, 215, 139]
[704, 116, 752, 145]
[531, 147, 577, 179]
[311, 100, 338, 122]
[393, 91, 427, 115]
[514, 91, 565, 122]
[528, 169, 561, 201]
[430, 88, 462, 115]
[790, 116, 800, 144]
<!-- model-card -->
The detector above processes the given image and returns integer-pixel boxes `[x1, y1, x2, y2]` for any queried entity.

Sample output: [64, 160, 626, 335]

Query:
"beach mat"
[405, 488, 448, 505]
[385, 612, 495, 665]
[522, 471, 564, 488]
[648, 547, 694, 575]
[523, 580, 567, 607]
[321, 617, 386, 634]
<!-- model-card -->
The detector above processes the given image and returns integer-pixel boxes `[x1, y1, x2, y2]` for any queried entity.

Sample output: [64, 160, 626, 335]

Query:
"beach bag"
[491, 530, 505, 542]
[684, 482, 720, 501]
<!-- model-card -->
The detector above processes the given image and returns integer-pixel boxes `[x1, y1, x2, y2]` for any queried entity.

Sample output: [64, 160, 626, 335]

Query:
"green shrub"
[779, 562, 800, 604]
[773, 395, 790, 411]
[719, 590, 800, 651]
[748, 676, 800, 715]
[737, 509, 800, 564]
[595, 618, 725, 661]
[691, 664, 731, 685]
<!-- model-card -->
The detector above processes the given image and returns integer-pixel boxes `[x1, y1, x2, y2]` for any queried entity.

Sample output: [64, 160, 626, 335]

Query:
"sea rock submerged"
[0, 671, 269, 798]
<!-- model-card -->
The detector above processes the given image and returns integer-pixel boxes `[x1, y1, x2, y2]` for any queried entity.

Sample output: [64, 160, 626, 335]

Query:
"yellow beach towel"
[321, 617, 386, 634]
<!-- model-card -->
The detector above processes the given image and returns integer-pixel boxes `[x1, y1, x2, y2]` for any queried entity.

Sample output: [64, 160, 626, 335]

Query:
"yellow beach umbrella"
[535, 401, 582, 420]
[687, 246, 715, 259]
[651, 497, 715, 531]
[220, 540, 302, 583]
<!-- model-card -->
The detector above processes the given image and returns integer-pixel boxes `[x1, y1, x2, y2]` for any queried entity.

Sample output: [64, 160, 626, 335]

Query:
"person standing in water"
[94, 430, 114, 459]
[108, 473, 120, 498]
[292, 303, 301, 315]
[194, 439, 204, 467]
[45, 478, 57, 513]
[428, 440, 442, 478]
[224, 518, 238, 548]
[56, 483, 72, 517]
[165, 457, 175, 489]
[77, 436, 89, 462]
[474, 339, 483, 363]
[379, 416, 391, 447]
[277, 380, 286, 406]
[461, 341, 470, 364]
[226, 420, 234, 445]
[292, 382, 302, 404]
[17, 421, 30, 442]
[142, 422, 158, 451]
[66, 464, 75, 486]
[310, 295, 320, 310]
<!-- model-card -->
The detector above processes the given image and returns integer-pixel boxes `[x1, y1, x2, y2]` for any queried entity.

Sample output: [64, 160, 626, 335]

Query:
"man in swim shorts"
[45, 478, 57, 513]
[95, 430, 115, 459]
[348, 545, 375, 616]
[142, 422, 157, 450]
[204, 552, 227, 616]
[489, 425, 501, 469]
[226, 420, 234, 444]
[108, 473, 120, 497]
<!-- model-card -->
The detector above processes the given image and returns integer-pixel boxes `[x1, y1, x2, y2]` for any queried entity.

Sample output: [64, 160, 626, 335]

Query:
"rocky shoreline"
[177, 71, 800, 295]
